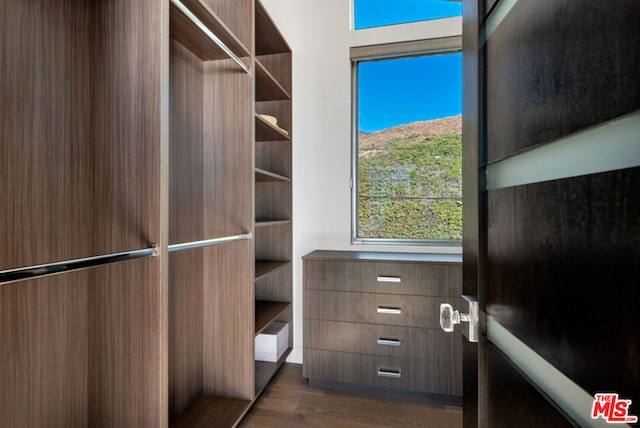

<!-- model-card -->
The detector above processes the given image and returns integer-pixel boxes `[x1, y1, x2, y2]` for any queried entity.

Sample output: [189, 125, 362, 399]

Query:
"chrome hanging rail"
[170, 0, 251, 74]
[168, 233, 252, 253]
[0, 245, 158, 285]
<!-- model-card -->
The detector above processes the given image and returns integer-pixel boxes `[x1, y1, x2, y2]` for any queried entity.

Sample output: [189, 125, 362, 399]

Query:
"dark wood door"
[462, 0, 640, 427]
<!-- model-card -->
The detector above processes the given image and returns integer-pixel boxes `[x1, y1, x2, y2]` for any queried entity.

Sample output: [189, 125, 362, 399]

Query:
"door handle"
[377, 306, 402, 315]
[377, 337, 402, 347]
[377, 368, 402, 379]
[440, 295, 478, 342]
[376, 275, 401, 283]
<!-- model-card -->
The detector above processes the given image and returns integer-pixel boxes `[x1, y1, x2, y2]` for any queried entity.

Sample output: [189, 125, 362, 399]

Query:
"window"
[354, 0, 461, 30]
[351, 40, 462, 245]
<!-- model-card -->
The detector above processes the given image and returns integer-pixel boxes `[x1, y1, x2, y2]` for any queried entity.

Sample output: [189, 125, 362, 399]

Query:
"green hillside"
[358, 132, 462, 240]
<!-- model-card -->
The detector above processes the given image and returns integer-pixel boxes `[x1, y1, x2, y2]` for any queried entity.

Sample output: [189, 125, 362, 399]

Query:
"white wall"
[260, 0, 462, 363]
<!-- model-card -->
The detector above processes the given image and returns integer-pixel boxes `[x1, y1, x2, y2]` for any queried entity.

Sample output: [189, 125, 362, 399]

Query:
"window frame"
[350, 37, 463, 246]
[352, 0, 463, 31]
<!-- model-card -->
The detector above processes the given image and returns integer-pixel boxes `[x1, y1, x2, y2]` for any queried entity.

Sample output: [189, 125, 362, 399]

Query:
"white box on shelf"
[255, 321, 289, 362]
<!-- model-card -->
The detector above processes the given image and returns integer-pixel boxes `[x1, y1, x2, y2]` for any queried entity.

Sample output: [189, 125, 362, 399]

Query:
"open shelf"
[256, 59, 291, 101]
[255, 260, 290, 281]
[255, 0, 291, 55]
[255, 168, 290, 182]
[171, 395, 252, 428]
[255, 300, 290, 335]
[170, 0, 250, 62]
[255, 347, 293, 396]
[255, 114, 290, 142]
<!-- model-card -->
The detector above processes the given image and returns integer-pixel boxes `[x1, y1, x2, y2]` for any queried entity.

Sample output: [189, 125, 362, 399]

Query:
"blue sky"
[358, 53, 462, 133]
[355, 0, 461, 29]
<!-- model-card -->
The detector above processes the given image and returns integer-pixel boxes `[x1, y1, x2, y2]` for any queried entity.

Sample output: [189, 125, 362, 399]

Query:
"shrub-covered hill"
[358, 116, 462, 241]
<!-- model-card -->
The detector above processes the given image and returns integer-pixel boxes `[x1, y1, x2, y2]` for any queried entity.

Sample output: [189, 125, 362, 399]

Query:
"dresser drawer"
[304, 260, 461, 297]
[304, 349, 462, 396]
[305, 320, 462, 363]
[305, 290, 462, 329]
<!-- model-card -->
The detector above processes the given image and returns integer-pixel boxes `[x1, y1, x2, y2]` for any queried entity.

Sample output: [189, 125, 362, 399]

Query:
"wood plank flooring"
[239, 364, 462, 428]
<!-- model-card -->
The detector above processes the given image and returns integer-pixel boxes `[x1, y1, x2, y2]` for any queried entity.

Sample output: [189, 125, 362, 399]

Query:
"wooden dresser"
[303, 250, 463, 400]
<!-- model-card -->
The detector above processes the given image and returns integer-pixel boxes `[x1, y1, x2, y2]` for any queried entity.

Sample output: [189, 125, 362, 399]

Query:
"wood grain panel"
[256, 60, 291, 102]
[86, 0, 163, 257]
[305, 349, 462, 396]
[487, 167, 640, 406]
[0, 273, 88, 428]
[486, 0, 640, 162]
[170, 39, 205, 245]
[256, 182, 292, 222]
[304, 290, 460, 330]
[176, 0, 250, 59]
[0, 0, 91, 270]
[203, 58, 253, 239]
[304, 260, 363, 293]
[305, 320, 462, 363]
[88, 258, 164, 427]
[255, 260, 290, 281]
[256, 264, 293, 302]
[201, 0, 253, 53]
[170, 2, 245, 62]
[169, 250, 204, 422]
[0, 0, 162, 270]
[202, 241, 255, 401]
[484, 343, 574, 427]
[255, 301, 290, 334]
[0, 258, 164, 427]
[255, 141, 292, 178]
[304, 260, 461, 297]
[255, 223, 292, 261]
[257, 54, 292, 96]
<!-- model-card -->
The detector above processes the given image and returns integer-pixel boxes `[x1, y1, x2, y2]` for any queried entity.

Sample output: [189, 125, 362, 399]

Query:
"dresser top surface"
[302, 250, 462, 264]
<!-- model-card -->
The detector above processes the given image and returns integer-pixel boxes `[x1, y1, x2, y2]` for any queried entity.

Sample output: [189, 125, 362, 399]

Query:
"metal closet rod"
[168, 233, 252, 253]
[0, 245, 158, 285]
[171, 0, 251, 74]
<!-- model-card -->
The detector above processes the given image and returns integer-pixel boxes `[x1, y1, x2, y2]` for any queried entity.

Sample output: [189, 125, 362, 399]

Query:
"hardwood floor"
[239, 364, 462, 428]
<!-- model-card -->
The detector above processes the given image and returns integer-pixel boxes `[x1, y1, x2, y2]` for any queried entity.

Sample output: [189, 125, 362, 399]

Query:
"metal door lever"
[439, 295, 479, 342]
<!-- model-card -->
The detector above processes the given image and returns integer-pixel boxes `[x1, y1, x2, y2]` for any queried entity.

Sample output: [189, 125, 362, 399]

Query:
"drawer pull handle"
[377, 337, 402, 347]
[377, 306, 402, 315]
[377, 368, 402, 379]
[377, 275, 401, 283]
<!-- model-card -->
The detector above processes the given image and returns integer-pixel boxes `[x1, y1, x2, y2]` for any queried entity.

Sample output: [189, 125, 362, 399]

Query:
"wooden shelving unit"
[255, 300, 290, 334]
[1, 0, 168, 426]
[255, 219, 291, 227]
[169, 0, 249, 61]
[168, 0, 256, 426]
[171, 396, 252, 428]
[255, 168, 290, 182]
[255, 113, 291, 141]
[253, 0, 294, 409]
[168, 1, 293, 427]
[256, 59, 291, 101]
[3, 0, 291, 427]
[255, 347, 293, 394]
[255, 260, 290, 281]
